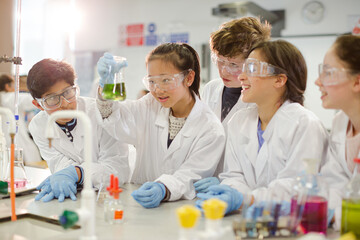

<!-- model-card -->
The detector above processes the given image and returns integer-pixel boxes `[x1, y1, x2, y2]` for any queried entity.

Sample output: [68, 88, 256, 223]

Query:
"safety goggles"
[242, 58, 285, 77]
[211, 54, 243, 76]
[36, 85, 79, 110]
[318, 63, 358, 86]
[142, 69, 191, 92]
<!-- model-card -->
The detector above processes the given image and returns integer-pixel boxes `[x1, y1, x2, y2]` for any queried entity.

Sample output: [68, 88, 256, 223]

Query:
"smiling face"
[147, 59, 194, 110]
[32, 80, 77, 124]
[215, 54, 245, 88]
[315, 45, 357, 110]
[238, 50, 279, 105]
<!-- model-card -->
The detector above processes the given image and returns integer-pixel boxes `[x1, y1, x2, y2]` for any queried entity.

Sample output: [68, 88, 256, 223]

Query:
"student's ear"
[353, 73, 360, 93]
[32, 99, 44, 111]
[273, 74, 287, 88]
[185, 70, 195, 87]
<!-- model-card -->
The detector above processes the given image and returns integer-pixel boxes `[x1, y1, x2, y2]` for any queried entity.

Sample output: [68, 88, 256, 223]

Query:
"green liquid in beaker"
[102, 83, 126, 101]
[341, 199, 360, 238]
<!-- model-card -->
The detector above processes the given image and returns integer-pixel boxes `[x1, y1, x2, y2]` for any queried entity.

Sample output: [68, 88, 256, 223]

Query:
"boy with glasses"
[27, 58, 129, 202]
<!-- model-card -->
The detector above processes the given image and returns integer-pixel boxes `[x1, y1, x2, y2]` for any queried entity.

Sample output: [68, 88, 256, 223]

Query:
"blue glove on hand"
[131, 182, 166, 208]
[97, 52, 128, 88]
[35, 177, 52, 201]
[196, 185, 243, 214]
[194, 177, 220, 193]
[245, 200, 291, 220]
[327, 208, 335, 227]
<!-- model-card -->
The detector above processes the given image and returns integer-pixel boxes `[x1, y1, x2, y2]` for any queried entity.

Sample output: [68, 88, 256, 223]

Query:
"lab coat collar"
[237, 106, 259, 169]
[209, 80, 224, 104]
[331, 111, 348, 144]
[156, 94, 202, 158]
[155, 94, 201, 138]
[262, 100, 291, 141]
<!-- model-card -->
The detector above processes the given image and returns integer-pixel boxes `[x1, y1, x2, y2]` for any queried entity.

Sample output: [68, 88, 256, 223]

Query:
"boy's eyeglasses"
[36, 85, 79, 110]
[318, 64, 358, 86]
[242, 58, 285, 77]
[211, 54, 243, 76]
[142, 69, 192, 92]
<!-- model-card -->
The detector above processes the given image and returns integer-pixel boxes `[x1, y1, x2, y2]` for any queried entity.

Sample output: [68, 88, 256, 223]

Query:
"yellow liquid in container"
[341, 199, 360, 238]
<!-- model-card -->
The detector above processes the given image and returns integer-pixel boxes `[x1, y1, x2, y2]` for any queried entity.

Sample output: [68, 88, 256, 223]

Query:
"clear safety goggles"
[318, 63, 358, 86]
[36, 85, 79, 110]
[242, 58, 285, 77]
[142, 69, 191, 92]
[211, 54, 243, 76]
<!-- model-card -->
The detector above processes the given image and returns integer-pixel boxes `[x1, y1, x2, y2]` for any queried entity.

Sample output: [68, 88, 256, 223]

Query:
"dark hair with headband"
[145, 43, 201, 97]
[27, 59, 76, 99]
[334, 34, 360, 73]
[249, 40, 307, 105]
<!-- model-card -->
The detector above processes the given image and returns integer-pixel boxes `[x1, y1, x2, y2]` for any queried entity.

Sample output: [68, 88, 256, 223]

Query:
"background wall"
[12, 0, 360, 128]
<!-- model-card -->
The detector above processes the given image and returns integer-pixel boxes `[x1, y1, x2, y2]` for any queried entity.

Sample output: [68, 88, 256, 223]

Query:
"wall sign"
[119, 22, 189, 47]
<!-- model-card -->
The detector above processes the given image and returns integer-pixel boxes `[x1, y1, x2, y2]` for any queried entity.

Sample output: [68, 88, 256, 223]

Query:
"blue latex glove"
[194, 177, 220, 193]
[245, 200, 291, 220]
[131, 182, 166, 208]
[97, 52, 128, 87]
[327, 208, 335, 226]
[196, 185, 243, 214]
[50, 165, 79, 202]
[35, 177, 52, 201]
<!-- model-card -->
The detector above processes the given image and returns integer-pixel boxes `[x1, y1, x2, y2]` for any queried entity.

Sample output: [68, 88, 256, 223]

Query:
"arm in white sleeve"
[253, 116, 329, 202]
[97, 94, 153, 146]
[80, 129, 130, 189]
[156, 126, 226, 201]
[30, 129, 78, 174]
[220, 132, 252, 194]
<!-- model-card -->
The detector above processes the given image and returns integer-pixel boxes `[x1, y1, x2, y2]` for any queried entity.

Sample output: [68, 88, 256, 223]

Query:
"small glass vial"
[105, 196, 124, 224]
[104, 175, 123, 224]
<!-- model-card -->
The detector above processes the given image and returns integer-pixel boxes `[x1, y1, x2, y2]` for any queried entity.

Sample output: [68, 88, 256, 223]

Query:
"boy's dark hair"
[0, 74, 14, 92]
[146, 43, 201, 97]
[334, 35, 360, 73]
[250, 40, 307, 105]
[27, 59, 76, 99]
[210, 17, 271, 58]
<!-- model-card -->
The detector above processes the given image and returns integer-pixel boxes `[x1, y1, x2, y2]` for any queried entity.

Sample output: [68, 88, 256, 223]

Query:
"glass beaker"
[102, 56, 127, 101]
[0, 148, 9, 181]
[6, 147, 28, 188]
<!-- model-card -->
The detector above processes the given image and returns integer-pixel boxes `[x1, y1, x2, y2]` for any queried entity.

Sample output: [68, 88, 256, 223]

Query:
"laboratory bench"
[0, 167, 340, 240]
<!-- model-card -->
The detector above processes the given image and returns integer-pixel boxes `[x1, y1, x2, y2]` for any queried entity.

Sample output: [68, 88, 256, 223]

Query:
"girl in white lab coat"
[316, 35, 360, 230]
[197, 40, 329, 215]
[96, 43, 225, 208]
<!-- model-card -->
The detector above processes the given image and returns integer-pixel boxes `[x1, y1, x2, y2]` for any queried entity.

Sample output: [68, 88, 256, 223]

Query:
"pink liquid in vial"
[6, 179, 27, 188]
[291, 195, 327, 235]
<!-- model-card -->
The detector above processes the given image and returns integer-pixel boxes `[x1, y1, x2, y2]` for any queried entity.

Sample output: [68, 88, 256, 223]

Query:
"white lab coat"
[97, 93, 226, 201]
[320, 111, 353, 231]
[220, 101, 329, 203]
[0, 91, 41, 163]
[29, 96, 130, 188]
[201, 78, 253, 175]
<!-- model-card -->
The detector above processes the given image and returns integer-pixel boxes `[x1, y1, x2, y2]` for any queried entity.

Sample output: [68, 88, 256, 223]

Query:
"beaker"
[6, 148, 28, 188]
[102, 56, 127, 101]
[0, 148, 9, 181]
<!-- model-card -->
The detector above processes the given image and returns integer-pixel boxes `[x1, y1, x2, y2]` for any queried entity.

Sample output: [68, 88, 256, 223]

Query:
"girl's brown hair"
[334, 34, 360, 73]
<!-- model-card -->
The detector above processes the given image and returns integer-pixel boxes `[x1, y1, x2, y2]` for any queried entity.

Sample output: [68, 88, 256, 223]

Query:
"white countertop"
[0, 167, 340, 240]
